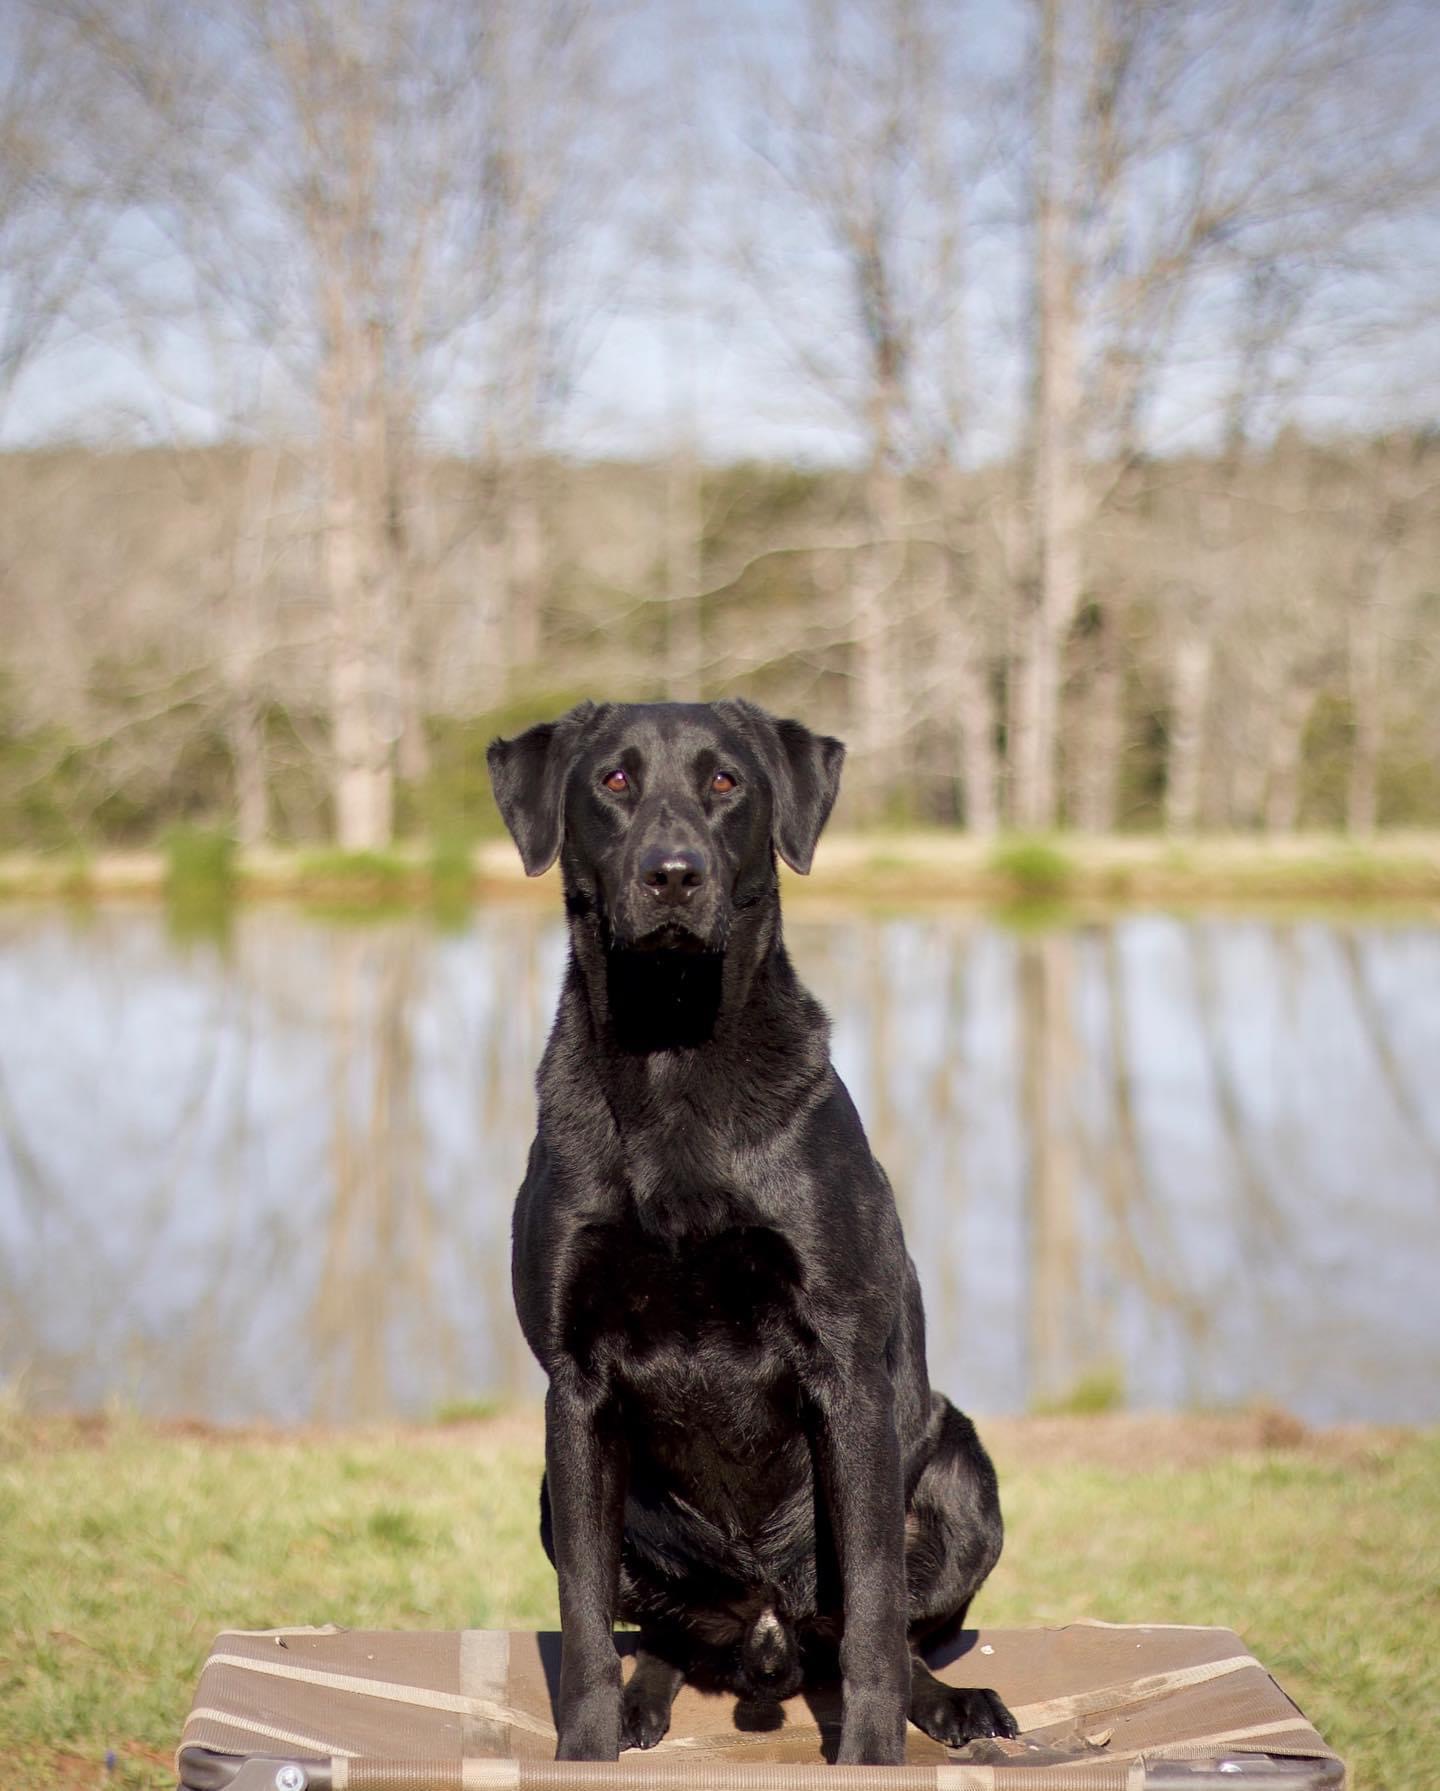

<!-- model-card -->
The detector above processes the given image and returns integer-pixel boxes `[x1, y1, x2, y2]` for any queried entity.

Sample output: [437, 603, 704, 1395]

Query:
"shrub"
[989, 835, 1075, 900]
[164, 826, 237, 896]
[1031, 1364, 1126, 1417]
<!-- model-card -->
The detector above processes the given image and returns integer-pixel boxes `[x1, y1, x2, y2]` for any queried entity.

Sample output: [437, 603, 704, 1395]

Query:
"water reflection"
[0, 904, 1436, 1424]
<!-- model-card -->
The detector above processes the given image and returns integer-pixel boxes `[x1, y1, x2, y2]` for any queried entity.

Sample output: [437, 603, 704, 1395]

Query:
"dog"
[487, 698, 1016, 1765]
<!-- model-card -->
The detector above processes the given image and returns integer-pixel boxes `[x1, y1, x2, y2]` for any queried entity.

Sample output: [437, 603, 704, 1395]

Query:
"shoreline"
[6, 1405, 1424, 1469]
[4, 829, 1440, 907]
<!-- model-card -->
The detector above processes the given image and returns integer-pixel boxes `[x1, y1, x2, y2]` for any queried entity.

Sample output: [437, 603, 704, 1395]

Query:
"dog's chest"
[561, 1215, 811, 1411]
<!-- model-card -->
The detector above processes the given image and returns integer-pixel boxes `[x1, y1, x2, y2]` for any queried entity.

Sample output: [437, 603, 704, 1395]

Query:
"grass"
[430, 1396, 503, 1426]
[163, 827, 237, 897]
[988, 836, 1076, 900]
[0, 1413, 1435, 1790]
[294, 847, 418, 902]
[0, 1414, 554, 1789]
[1030, 1364, 1127, 1416]
[428, 833, 477, 930]
[162, 827, 238, 942]
[803, 830, 1440, 911]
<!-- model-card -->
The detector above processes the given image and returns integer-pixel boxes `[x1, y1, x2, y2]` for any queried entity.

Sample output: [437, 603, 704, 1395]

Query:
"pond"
[0, 902, 1437, 1426]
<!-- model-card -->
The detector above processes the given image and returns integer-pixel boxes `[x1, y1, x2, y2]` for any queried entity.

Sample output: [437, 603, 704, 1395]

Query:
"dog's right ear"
[487, 701, 598, 876]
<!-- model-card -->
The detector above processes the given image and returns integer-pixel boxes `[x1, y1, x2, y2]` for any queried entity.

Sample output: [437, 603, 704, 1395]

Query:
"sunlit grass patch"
[982, 1427, 1440, 1791]
[1030, 1364, 1126, 1416]
[0, 1418, 1434, 1789]
[163, 827, 238, 942]
[295, 847, 417, 899]
[428, 832, 477, 929]
[163, 826, 237, 895]
[988, 835, 1075, 900]
[431, 1397, 504, 1426]
[57, 851, 97, 903]
[365, 1504, 429, 1552]
[0, 1421, 556, 1789]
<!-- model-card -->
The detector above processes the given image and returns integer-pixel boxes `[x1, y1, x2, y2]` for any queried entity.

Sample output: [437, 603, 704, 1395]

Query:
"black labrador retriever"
[487, 698, 1016, 1764]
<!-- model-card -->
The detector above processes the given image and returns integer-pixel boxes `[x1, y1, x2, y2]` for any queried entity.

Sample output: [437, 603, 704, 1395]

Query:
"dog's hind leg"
[620, 1647, 685, 1751]
[903, 1395, 1018, 1746]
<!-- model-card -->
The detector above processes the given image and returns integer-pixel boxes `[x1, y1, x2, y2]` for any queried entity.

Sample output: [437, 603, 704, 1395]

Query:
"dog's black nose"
[640, 847, 706, 904]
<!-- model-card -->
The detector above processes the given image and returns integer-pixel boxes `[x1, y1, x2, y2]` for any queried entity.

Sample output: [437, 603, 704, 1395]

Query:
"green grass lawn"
[1, 1413, 1435, 1790]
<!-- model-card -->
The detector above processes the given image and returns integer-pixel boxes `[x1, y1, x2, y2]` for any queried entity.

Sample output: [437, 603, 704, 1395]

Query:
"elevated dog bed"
[176, 1624, 1342, 1791]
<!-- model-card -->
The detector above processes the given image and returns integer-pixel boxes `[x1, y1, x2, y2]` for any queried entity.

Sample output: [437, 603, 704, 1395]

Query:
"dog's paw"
[909, 1683, 1018, 1748]
[620, 1683, 673, 1751]
[836, 1699, 908, 1765]
[555, 1726, 620, 1762]
[836, 1730, 908, 1765]
[555, 1689, 622, 1761]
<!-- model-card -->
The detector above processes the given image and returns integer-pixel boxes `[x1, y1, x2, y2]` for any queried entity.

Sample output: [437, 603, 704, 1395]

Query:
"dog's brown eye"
[602, 768, 628, 793]
[712, 771, 737, 794]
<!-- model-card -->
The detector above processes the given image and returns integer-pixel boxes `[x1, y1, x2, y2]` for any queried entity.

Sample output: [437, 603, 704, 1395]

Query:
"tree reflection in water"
[0, 905, 1436, 1424]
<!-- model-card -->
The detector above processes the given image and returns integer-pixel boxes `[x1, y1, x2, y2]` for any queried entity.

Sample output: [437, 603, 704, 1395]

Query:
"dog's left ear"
[487, 701, 598, 876]
[722, 699, 845, 874]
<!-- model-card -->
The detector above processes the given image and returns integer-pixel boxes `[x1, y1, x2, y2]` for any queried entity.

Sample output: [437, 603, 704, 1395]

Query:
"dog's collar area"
[604, 947, 727, 1053]
[608, 924, 717, 956]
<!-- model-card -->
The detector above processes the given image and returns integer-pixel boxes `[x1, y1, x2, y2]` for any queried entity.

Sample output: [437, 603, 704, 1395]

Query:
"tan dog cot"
[177, 1623, 1342, 1791]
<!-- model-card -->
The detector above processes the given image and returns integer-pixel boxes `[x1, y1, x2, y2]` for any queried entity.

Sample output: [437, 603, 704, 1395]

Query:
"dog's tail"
[741, 1605, 799, 1693]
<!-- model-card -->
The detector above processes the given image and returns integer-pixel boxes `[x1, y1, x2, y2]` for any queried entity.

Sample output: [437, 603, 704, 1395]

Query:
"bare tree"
[478, 0, 637, 700]
[73, 0, 628, 847]
[0, 6, 140, 425]
[656, 1, 706, 703]
[736, 0, 998, 818]
[5, 0, 1440, 848]
[1013, 0, 1439, 831]
[1343, 436, 1437, 834]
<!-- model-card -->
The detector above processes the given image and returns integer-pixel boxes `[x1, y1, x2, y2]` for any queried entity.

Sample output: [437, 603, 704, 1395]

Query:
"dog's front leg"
[546, 1377, 626, 1760]
[812, 1370, 911, 1764]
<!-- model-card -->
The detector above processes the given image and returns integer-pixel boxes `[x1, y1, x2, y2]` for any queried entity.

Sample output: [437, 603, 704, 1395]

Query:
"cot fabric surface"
[177, 1623, 1341, 1790]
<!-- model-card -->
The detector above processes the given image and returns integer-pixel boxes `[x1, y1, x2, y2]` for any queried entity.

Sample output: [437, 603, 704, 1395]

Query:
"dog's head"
[487, 699, 844, 952]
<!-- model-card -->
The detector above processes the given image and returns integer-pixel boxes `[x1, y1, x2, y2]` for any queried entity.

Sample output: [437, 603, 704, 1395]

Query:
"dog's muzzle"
[609, 838, 723, 950]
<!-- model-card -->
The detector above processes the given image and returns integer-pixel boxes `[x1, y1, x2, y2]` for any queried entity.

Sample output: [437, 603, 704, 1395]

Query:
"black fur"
[487, 699, 1016, 1764]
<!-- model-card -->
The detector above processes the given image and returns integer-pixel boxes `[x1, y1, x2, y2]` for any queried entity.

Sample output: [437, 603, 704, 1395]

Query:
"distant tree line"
[1, 0, 1437, 847]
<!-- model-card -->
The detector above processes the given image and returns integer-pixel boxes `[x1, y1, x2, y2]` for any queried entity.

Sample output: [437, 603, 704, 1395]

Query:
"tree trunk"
[225, 444, 276, 848]
[504, 454, 545, 677]
[1227, 700, 1268, 830]
[1165, 630, 1213, 833]
[851, 449, 907, 821]
[1346, 545, 1389, 835]
[942, 569, 998, 836]
[931, 463, 998, 835]
[385, 420, 429, 787]
[1263, 680, 1313, 834]
[473, 447, 512, 707]
[1073, 601, 1124, 832]
[229, 697, 269, 849]
[330, 618, 393, 850]
[325, 459, 394, 851]
[394, 637, 431, 786]
[1015, 0, 1085, 831]
[316, 190, 395, 847]
[662, 442, 703, 701]
[955, 650, 999, 836]
[1011, 593, 1066, 829]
